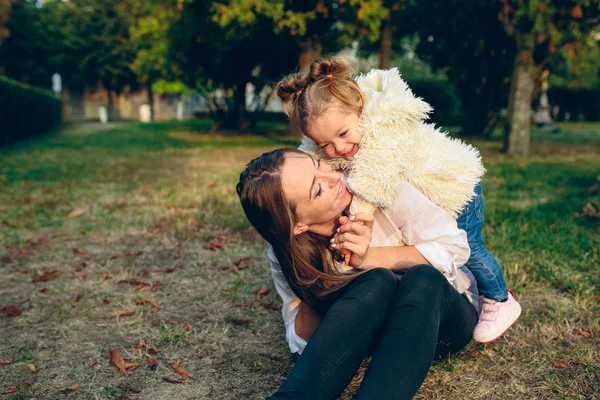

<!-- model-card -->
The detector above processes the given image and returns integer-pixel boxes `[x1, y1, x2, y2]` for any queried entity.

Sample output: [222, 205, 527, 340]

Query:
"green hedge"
[548, 87, 600, 121]
[408, 79, 461, 126]
[0, 75, 62, 146]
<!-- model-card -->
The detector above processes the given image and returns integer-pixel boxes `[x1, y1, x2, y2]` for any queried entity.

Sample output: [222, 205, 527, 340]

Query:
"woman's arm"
[361, 245, 429, 271]
[295, 303, 321, 342]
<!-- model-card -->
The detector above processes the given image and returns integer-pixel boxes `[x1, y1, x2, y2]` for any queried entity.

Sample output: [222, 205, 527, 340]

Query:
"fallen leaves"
[183, 321, 193, 332]
[155, 267, 176, 273]
[0, 306, 22, 316]
[112, 311, 135, 318]
[254, 287, 270, 302]
[233, 256, 250, 270]
[162, 376, 184, 384]
[109, 350, 140, 375]
[231, 318, 253, 326]
[133, 298, 159, 312]
[0, 358, 11, 365]
[573, 327, 594, 338]
[551, 359, 569, 369]
[2, 386, 17, 394]
[32, 269, 63, 282]
[148, 357, 157, 370]
[72, 248, 86, 255]
[118, 383, 140, 393]
[26, 363, 36, 373]
[203, 241, 224, 251]
[60, 384, 79, 391]
[169, 362, 194, 380]
[68, 208, 85, 218]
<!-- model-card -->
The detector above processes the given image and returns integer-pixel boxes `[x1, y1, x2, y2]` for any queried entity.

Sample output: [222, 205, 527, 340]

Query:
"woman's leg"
[267, 268, 398, 400]
[355, 265, 478, 400]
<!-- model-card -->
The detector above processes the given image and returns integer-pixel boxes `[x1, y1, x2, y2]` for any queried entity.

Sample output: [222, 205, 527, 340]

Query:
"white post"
[139, 104, 152, 123]
[98, 106, 108, 124]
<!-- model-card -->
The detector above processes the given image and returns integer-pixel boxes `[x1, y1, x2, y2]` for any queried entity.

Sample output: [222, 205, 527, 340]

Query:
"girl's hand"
[331, 213, 374, 268]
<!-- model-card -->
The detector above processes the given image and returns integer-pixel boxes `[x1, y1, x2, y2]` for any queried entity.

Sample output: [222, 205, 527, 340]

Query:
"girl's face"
[280, 154, 352, 237]
[306, 106, 362, 159]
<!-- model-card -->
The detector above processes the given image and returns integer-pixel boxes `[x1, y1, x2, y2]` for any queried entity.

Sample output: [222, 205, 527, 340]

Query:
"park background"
[0, 0, 599, 399]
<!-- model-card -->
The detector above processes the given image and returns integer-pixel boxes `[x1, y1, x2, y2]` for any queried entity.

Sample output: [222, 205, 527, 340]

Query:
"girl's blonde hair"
[236, 148, 365, 306]
[277, 57, 364, 135]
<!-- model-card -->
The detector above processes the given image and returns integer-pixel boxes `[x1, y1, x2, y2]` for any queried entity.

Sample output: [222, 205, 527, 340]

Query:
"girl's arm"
[295, 303, 321, 342]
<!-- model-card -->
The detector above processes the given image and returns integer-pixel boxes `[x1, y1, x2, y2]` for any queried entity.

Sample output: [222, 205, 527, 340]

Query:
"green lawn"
[0, 121, 598, 399]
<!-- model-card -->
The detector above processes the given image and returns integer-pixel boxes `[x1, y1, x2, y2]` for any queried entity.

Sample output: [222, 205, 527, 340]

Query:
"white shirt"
[268, 181, 479, 354]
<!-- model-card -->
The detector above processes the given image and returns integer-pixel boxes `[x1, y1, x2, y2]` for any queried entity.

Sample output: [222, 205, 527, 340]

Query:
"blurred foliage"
[0, 0, 598, 139]
[0, 75, 62, 146]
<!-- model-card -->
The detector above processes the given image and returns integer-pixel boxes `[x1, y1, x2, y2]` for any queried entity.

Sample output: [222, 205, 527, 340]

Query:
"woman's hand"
[331, 213, 374, 268]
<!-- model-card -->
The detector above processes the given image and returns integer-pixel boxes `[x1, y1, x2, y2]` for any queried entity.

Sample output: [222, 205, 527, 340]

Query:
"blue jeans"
[456, 182, 508, 302]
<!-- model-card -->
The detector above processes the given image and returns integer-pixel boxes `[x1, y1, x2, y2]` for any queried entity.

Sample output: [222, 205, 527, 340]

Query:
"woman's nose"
[325, 171, 341, 187]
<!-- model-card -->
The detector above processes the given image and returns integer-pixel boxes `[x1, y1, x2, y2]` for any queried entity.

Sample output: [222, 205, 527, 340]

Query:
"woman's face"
[281, 154, 352, 237]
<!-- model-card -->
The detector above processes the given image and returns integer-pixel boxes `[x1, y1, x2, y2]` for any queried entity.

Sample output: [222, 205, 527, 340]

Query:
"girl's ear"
[293, 222, 309, 236]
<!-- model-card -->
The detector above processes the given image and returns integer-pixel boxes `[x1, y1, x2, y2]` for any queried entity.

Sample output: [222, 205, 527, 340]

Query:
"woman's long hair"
[237, 148, 362, 306]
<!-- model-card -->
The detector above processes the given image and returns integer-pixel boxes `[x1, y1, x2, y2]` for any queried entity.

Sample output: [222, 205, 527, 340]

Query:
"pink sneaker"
[473, 290, 522, 343]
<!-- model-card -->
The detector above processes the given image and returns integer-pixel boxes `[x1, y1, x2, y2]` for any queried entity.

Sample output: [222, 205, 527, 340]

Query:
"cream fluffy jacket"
[299, 68, 485, 217]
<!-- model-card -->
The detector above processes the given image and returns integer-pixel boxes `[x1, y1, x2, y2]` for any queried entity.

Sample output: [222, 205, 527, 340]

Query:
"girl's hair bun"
[308, 57, 352, 82]
[276, 73, 310, 114]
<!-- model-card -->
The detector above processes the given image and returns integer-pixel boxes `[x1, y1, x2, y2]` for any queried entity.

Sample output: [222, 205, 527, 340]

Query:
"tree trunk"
[146, 82, 154, 121]
[506, 48, 535, 156]
[379, 14, 392, 69]
[234, 78, 249, 133]
[299, 36, 322, 71]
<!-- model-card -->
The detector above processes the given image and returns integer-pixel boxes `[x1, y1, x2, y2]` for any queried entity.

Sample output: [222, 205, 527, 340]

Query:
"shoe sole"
[473, 306, 522, 343]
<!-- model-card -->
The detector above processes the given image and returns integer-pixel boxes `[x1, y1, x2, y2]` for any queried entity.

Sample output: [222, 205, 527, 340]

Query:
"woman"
[237, 148, 479, 399]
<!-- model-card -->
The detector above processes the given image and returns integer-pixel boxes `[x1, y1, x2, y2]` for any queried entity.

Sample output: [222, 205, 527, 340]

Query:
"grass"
[0, 120, 599, 399]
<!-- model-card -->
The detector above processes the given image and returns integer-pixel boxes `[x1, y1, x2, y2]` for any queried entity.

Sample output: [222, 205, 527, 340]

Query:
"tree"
[0, 0, 12, 46]
[412, 0, 515, 137]
[127, 0, 184, 120]
[499, 0, 600, 156]
[0, 0, 52, 88]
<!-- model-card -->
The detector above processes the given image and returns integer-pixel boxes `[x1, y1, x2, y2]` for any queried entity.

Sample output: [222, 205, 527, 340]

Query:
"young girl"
[277, 57, 521, 343]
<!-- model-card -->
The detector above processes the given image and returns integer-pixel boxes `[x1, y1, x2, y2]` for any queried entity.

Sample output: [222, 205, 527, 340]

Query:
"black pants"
[267, 265, 478, 400]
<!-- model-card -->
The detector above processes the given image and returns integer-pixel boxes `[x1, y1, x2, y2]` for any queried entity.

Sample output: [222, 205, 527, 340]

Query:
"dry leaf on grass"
[169, 362, 194, 379]
[231, 318, 253, 326]
[573, 327, 594, 338]
[3, 386, 17, 394]
[263, 303, 278, 311]
[60, 384, 79, 391]
[109, 350, 139, 375]
[551, 360, 570, 369]
[162, 376, 184, 384]
[72, 248, 86, 255]
[26, 363, 36, 373]
[0, 306, 22, 316]
[254, 287, 270, 302]
[118, 383, 140, 393]
[233, 257, 250, 270]
[133, 298, 159, 312]
[235, 303, 251, 308]
[68, 208, 85, 218]
[112, 311, 135, 318]
[183, 321, 193, 331]
[32, 270, 63, 282]
[74, 262, 88, 272]
[39, 288, 49, 293]
[0, 359, 11, 365]
[148, 357, 157, 370]
[150, 281, 159, 292]
[110, 350, 128, 375]
[0, 255, 15, 264]
[149, 347, 159, 354]
[203, 241, 224, 251]
[155, 267, 176, 273]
